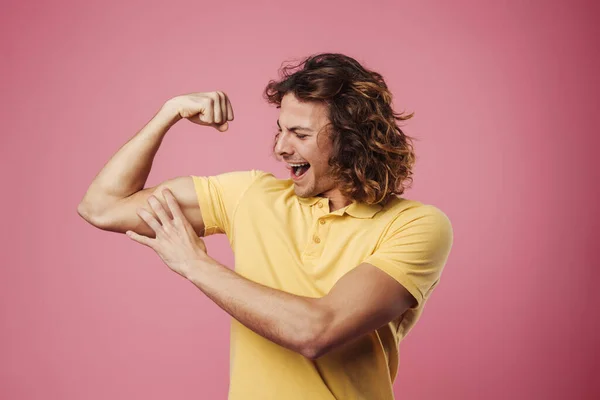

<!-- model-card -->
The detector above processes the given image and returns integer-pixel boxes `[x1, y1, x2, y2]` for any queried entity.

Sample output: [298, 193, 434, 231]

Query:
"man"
[78, 53, 453, 399]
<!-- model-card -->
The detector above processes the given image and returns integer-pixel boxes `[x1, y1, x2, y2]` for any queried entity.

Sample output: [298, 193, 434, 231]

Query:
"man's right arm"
[77, 91, 234, 238]
[78, 175, 203, 238]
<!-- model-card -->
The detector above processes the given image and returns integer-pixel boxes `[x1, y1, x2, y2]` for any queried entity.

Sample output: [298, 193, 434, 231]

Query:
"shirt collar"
[297, 196, 382, 219]
[297, 196, 322, 206]
[345, 201, 383, 219]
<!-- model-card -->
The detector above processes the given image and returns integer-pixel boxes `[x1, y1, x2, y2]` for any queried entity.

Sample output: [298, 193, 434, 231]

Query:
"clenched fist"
[165, 91, 234, 132]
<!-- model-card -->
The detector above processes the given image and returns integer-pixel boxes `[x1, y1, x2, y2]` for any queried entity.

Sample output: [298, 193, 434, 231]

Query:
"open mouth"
[290, 163, 310, 179]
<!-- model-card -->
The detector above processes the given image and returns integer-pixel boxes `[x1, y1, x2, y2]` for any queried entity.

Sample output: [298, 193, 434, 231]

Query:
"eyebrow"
[277, 120, 313, 133]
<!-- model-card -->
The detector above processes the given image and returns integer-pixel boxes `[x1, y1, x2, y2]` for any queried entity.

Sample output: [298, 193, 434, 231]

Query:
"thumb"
[215, 121, 229, 132]
[126, 230, 153, 248]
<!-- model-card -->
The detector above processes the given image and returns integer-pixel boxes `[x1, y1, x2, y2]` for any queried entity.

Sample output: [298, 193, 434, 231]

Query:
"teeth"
[289, 162, 309, 167]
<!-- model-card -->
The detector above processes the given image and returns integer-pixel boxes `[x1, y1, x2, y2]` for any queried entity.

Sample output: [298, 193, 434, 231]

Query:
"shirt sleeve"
[362, 205, 453, 307]
[190, 170, 264, 237]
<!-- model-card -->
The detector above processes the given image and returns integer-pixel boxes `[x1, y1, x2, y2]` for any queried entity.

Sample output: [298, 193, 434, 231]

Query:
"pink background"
[1, 0, 598, 399]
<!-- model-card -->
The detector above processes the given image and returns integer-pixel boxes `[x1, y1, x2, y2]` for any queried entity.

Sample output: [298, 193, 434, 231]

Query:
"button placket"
[313, 212, 332, 247]
[303, 199, 330, 258]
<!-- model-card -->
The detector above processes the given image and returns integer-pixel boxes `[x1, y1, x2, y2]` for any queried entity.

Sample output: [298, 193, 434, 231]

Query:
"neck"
[319, 189, 352, 212]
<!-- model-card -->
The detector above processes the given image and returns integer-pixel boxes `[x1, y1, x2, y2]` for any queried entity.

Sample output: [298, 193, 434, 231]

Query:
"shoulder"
[191, 169, 272, 187]
[381, 197, 453, 239]
[385, 196, 450, 221]
[195, 169, 296, 206]
[244, 170, 296, 194]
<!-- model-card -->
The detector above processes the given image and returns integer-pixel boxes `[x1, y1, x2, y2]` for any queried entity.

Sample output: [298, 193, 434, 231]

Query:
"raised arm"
[77, 91, 234, 237]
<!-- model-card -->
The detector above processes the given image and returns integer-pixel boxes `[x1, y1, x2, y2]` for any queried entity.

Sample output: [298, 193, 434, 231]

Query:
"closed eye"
[276, 130, 308, 140]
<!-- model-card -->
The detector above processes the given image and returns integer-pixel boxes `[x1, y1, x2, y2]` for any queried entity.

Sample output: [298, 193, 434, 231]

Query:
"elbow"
[77, 201, 93, 222]
[77, 201, 106, 228]
[300, 342, 328, 361]
[297, 305, 334, 360]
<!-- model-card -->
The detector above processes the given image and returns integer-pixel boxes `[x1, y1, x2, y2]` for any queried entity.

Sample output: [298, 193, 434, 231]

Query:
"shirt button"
[314, 236, 321, 243]
[319, 219, 326, 225]
[317, 202, 323, 208]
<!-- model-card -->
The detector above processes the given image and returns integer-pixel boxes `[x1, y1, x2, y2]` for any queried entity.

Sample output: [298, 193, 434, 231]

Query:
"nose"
[274, 131, 294, 158]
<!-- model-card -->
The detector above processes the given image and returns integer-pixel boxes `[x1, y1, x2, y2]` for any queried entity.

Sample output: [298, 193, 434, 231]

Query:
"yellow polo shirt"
[191, 170, 453, 400]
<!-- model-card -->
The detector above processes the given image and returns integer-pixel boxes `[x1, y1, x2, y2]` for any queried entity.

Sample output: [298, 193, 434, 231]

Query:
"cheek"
[310, 160, 330, 178]
[312, 151, 332, 169]
[310, 157, 325, 171]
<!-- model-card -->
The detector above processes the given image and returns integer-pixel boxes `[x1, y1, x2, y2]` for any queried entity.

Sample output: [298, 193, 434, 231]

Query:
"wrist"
[157, 101, 183, 126]
[185, 256, 219, 283]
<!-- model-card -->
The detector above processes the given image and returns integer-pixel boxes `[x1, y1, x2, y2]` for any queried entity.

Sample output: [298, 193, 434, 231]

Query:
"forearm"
[186, 258, 329, 358]
[79, 102, 181, 214]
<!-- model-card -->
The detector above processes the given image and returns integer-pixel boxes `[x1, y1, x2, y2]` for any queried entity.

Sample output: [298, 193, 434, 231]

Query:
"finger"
[126, 230, 154, 247]
[199, 97, 214, 124]
[162, 189, 188, 225]
[137, 208, 163, 234]
[217, 91, 227, 122]
[212, 92, 223, 124]
[216, 121, 229, 132]
[225, 94, 234, 121]
[147, 195, 171, 226]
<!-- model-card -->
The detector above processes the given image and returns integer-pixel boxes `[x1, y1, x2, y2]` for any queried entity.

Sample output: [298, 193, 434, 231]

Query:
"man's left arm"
[126, 189, 452, 360]
[185, 259, 416, 360]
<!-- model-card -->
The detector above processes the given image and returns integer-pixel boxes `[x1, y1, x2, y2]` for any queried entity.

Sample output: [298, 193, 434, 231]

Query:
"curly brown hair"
[264, 53, 416, 205]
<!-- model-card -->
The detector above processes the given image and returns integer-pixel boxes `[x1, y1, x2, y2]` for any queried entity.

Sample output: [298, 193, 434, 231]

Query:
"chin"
[293, 183, 314, 198]
[294, 186, 309, 198]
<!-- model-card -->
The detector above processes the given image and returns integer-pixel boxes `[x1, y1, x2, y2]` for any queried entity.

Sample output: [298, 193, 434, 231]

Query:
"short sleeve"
[363, 205, 453, 307]
[190, 170, 264, 237]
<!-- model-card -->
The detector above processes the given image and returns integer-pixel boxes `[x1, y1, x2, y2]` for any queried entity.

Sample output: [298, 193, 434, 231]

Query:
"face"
[274, 93, 338, 199]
